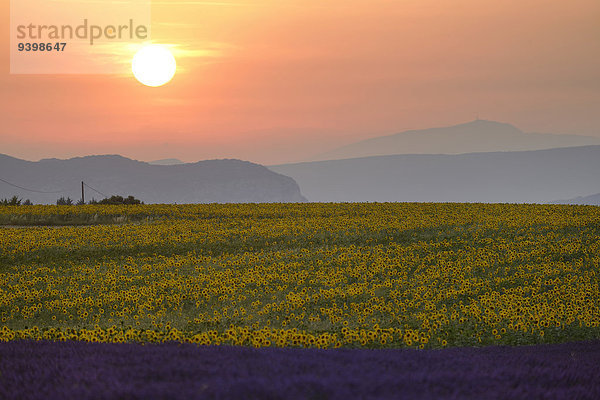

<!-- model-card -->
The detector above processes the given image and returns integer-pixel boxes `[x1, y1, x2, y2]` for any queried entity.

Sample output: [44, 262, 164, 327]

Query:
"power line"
[0, 176, 111, 199]
[0, 177, 64, 194]
[82, 182, 109, 199]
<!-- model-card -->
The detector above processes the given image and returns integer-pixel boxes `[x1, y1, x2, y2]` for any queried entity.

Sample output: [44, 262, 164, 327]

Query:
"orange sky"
[1, 0, 599, 164]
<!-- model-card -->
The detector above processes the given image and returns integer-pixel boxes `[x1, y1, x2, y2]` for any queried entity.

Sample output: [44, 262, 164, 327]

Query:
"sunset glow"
[1, 0, 599, 164]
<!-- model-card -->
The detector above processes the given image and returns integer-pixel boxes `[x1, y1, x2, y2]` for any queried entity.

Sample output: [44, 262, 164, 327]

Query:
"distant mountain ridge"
[0, 154, 307, 204]
[313, 120, 600, 161]
[270, 145, 600, 204]
[551, 192, 600, 206]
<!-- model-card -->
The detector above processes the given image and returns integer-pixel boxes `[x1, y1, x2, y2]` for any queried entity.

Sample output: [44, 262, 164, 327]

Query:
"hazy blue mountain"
[149, 158, 185, 166]
[313, 120, 600, 161]
[551, 193, 600, 206]
[270, 146, 600, 203]
[0, 154, 307, 204]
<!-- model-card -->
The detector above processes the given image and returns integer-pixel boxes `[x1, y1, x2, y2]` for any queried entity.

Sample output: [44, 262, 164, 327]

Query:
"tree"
[123, 195, 143, 205]
[97, 195, 143, 205]
[56, 197, 73, 205]
[22, 199, 33, 205]
[0, 196, 22, 206]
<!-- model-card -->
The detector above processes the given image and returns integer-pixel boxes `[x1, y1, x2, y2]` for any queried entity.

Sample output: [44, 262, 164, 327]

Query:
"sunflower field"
[1, 203, 598, 349]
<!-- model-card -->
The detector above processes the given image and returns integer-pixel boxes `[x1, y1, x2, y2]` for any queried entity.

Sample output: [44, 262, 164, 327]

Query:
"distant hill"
[313, 120, 600, 161]
[0, 154, 307, 204]
[270, 146, 600, 203]
[551, 193, 600, 206]
[149, 158, 184, 166]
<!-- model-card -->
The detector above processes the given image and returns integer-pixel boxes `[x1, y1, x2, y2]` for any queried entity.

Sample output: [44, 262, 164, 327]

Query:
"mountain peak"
[435, 119, 523, 136]
[460, 119, 520, 129]
[312, 120, 600, 161]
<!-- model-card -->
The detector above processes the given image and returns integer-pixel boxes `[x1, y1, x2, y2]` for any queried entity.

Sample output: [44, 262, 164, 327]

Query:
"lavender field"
[1, 340, 598, 399]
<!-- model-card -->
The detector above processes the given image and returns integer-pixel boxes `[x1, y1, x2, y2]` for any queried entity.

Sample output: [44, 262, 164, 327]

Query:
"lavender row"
[1, 340, 598, 399]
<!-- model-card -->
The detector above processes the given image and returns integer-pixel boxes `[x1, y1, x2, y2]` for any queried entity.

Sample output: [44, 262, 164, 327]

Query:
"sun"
[132, 45, 177, 87]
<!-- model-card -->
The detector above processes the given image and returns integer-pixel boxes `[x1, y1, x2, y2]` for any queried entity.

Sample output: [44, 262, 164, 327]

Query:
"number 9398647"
[17, 42, 67, 52]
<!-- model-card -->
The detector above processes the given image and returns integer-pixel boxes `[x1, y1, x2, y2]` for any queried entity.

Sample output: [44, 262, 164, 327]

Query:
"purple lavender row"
[1, 340, 599, 399]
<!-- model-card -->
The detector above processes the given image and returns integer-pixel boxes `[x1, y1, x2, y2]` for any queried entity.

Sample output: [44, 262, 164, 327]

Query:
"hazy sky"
[1, 0, 599, 164]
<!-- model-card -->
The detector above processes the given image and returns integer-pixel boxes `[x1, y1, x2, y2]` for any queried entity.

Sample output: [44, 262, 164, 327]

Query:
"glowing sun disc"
[132, 45, 176, 87]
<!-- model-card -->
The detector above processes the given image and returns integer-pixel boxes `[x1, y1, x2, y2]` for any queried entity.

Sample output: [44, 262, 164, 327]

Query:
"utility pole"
[81, 181, 85, 205]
